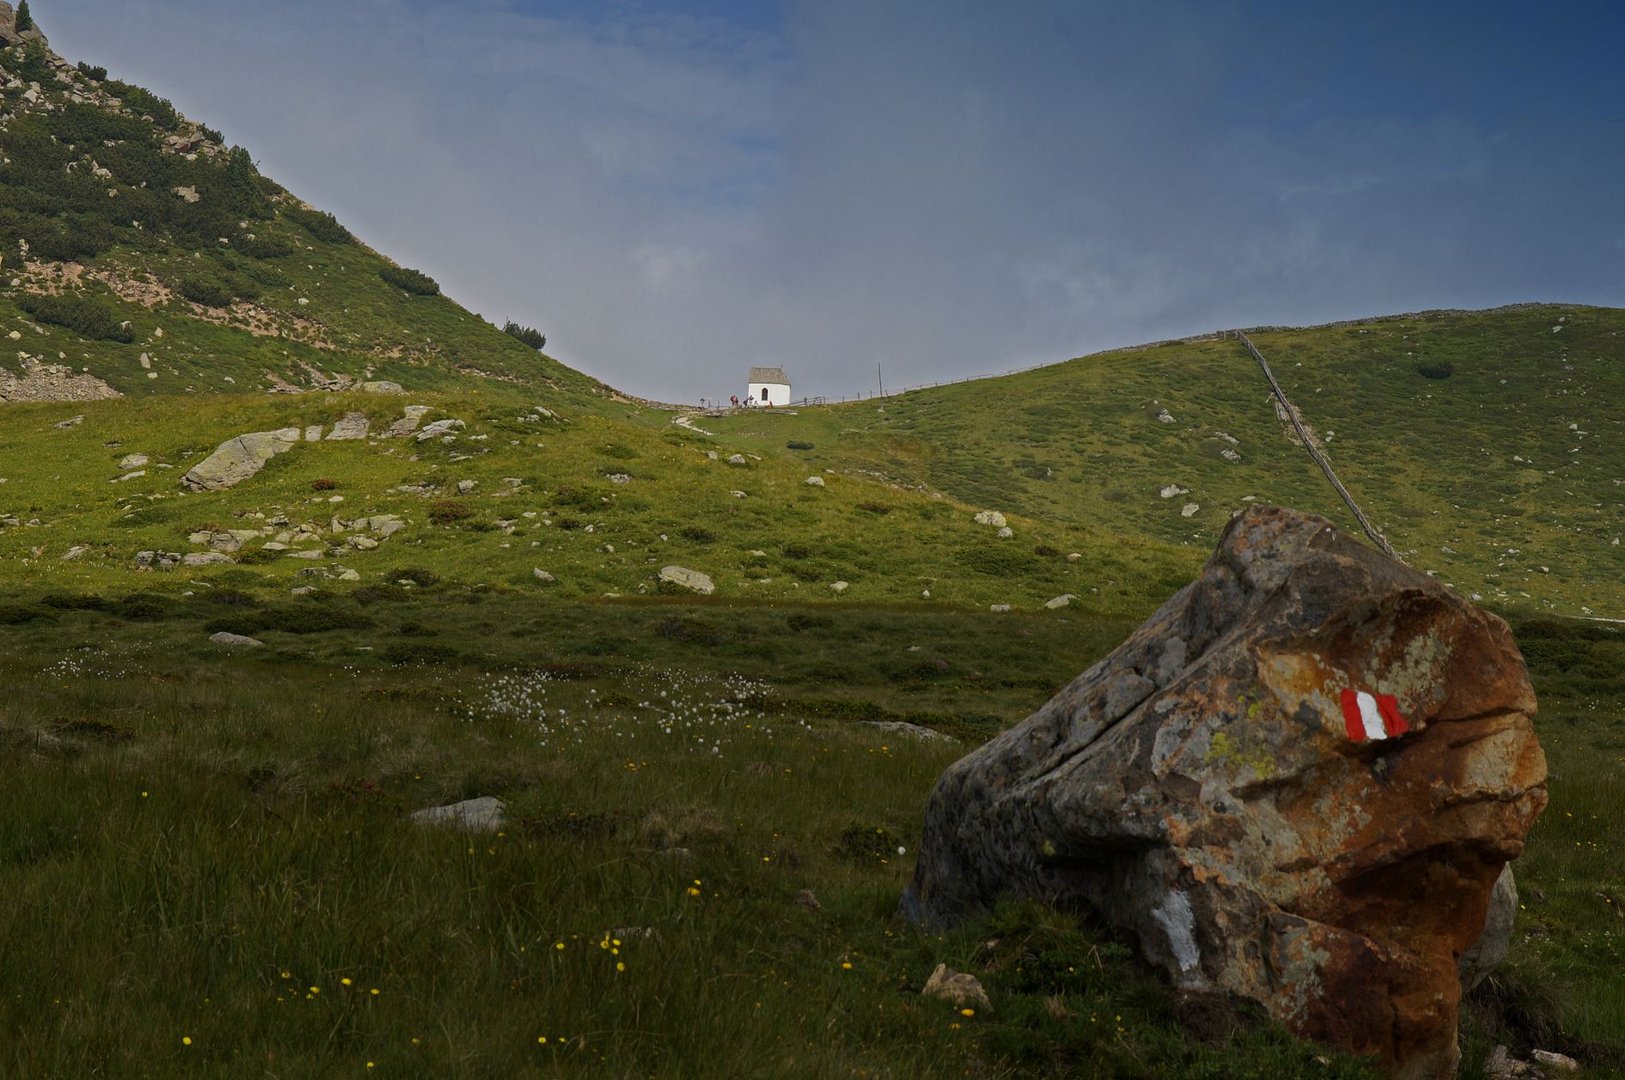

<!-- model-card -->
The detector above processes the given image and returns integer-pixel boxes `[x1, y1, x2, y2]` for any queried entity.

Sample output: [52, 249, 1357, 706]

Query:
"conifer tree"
[15, 0, 33, 33]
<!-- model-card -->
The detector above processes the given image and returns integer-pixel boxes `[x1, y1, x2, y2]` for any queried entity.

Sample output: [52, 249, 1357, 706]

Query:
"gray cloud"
[41, 0, 1625, 401]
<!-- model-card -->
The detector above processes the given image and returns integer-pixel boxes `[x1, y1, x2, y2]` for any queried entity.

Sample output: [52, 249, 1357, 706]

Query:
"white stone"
[830, 581, 849, 593]
[804, 476, 825, 487]
[1044, 594, 1076, 610]
[411, 796, 506, 832]
[659, 565, 715, 595]
[532, 569, 556, 583]
[209, 632, 264, 647]
[1181, 503, 1200, 518]
[973, 510, 1007, 528]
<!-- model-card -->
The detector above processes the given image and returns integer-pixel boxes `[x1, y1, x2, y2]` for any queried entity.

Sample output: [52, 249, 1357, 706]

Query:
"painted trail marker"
[1339, 689, 1410, 742]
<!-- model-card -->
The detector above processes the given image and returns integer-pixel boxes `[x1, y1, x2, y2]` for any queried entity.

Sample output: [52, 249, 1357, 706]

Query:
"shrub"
[427, 501, 473, 526]
[955, 545, 1032, 577]
[110, 84, 181, 131]
[206, 607, 374, 635]
[285, 206, 353, 245]
[383, 642, 460, 666]
[232, 233, 294, 259]
[856, 502, 891, 515]
[1416, 361, 1454, 380]
[76, 62, 108, 83]
[175, 275, 235, 308]
[781, 542, 812, 560]
[1034, 544, 1061, 558]
[15, 1, 33, 32]
[679, 525, 716, 544]
[390, 567, 440, 587]
[17, 293, 134, 342]
[380, 265, 440, 296]
[786, 440, 814, 451]
[310, 478, 339, 492]
[502, 321, 545, 349]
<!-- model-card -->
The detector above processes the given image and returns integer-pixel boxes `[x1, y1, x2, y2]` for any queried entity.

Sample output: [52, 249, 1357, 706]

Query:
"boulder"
[362, 381, 404, 394]
[182, 552, 233, 567]
[921, 963, 991, 1011]
[119, 453, 149, 470]
[181, 428, 300, 491]
[385, 406, 432, 438]
[902, 506, 1547, 1079]
[411, 796, 506, 832]
[659, 565, 715, 595]
[209, 632, 263, 648]
[804, 476, 825, 487]
[417, 418, 466, 442]
[1044, 594, 1076, 610]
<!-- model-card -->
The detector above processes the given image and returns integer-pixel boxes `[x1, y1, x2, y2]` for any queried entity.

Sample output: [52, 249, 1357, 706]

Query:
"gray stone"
[181, 428, 300, 491]
[119, 453, 149, 469]
[362, 381, 405, 394]
[996, 526, 1013, 538]
[209, 632, 263, 647]
[973, 510, 1007, 528]
[456, 479, 476, 494]
[303, 424, 324, 442]
[417, 419, 467, 442]
[532, 569, 556, 583]
[1044, 594, 1076, 610]
[326, 412, 371, 440]
[1459, 864, 1519, 991]
[1180, 503, 1200, 518]
[727, 454, 747, 465]
[659, 565, 715, 595]
[385, 406, 432, 438]
[411, 796, 506, 832]
[181, 552, 233, 567]
[862, 721, 956, 744]
[1160, 485, 1190, 499]
[804, 475, 825, 487]
[60, 545, 88, 561]
[830, 580, 849, 593]
[921, 964, 991, 1010]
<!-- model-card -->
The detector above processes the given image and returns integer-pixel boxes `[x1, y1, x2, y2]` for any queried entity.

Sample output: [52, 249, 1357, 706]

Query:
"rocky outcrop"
[181, 428, 300, 491]
[0, 358, 121, 403]
[903, 505, 1547, 1079]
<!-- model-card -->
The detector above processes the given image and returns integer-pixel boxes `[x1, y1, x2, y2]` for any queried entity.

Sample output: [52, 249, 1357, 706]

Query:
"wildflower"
[182, 1036, 192, 1046]
[538, 1036, 548, 1045]
[960, 1008, 975, 1017]
[841, 962, 853, 970]
[341, 978, 353, 987]
[616, 962, 626, 973]
[370, 988, 380, 996]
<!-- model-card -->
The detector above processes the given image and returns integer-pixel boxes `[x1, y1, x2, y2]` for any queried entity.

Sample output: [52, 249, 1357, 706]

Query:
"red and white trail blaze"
[1339, 689, 1410, 742]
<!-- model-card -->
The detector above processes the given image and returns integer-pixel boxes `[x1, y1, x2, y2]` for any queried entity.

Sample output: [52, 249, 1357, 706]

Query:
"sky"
[38, 0, 1625, 401]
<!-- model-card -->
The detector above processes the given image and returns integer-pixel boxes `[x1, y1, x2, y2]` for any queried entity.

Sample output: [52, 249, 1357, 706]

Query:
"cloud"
[39, 0, 1625, 400]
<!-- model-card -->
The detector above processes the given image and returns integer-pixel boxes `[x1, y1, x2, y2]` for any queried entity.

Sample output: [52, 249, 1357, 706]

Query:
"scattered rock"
[532, 569, 556, 583]
[303, 424, 324, 442]
[209, 632, 263, 648]
[119, 453, 149, 470]
[411, 796, 506, 832]
[172, 185, 201, 204]
[111, 470, 145, 483]
[973, 510, 1007, 528]
[1156, 409, 1176, 424]
[1529, 1050, 1581, 1073]
[1220, 448, 1242, 463]
[1180, 503, 1200, 518]
[921, 963, 991, 1011]
[727, 454, 747, 466]
[1044, 594, 1075, 610]
[60, 545, 88, 561]
[1066, 553, 1081, 562]
[181, 428, 300, 491]
[456, 479, 476, 494]
[830, 581, 849, 594]
[804, 476, 825, 487]
[989, 603, 1011, 613]
[55, 415, 85, 429]
[362, 381, 404, 394]
[607, 473, 632, 485]
[996, 526, 1013, 538]
[181, 552, 233, 567]
[904, 505, 1548, 1078]
[1161, 485, 1189, 499]
[134, 551, 182, 570]
[659, 565, 715, 595]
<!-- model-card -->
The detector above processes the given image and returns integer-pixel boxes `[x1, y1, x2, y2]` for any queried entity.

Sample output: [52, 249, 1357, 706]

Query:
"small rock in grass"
[996, 526, 1013, 538]
[61, 545, 89, 561]
[119, 453, 149, 470]
[1160, 485, 1189, 499]
[973, 510, 1006, 528]
[830, 581, 849, 593]
[727, 454, 747, 466]
[411, 796, 506, 832]
[457, 479, 476, 494]
[533, 569, 556, 583]
[1044, 594, 1076, 610]
[1181, 503, 1200, 518]
[990, 603, 1011, 613]
[659, 565, 715, 595]
[804, 475, 825, 487]
[1530, 1049, 1580, 1073]
[921, 963, 990, 1010]
[1066, 552, 1082, 562]
[209, 632, 263, 648]
[794, 889, 822, 911]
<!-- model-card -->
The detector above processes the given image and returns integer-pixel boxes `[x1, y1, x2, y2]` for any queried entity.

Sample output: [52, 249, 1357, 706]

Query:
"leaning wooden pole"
[1233, 330, 1404, 564]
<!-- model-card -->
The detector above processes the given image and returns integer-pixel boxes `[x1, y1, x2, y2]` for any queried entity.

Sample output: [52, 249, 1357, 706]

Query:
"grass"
[0, 598, 1619, 1077]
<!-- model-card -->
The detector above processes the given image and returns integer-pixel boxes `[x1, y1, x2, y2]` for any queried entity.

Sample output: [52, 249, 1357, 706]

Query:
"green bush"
[205, 607, 374, 636]
[390, 567, 441, 587]
[76, 62, 108, 82]
[502, 321, 546, 349]
[175, 275, 235, 308]
[285, 206, 353, 245]
[1416, 361, 1455, 380]
[15, 0, 34, 32]
[380, 265, 440, 296]
[786, 441, 814, 451]
[17, 293, 134, 343]
[427, 502, 473, 526]
[955, 544, 1033, 577]
[106, 82, 181, 131]
[231, 233, 294, 260]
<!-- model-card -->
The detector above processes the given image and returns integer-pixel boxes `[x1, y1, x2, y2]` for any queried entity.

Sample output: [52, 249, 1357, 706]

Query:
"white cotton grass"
[473, 665, 807, 754]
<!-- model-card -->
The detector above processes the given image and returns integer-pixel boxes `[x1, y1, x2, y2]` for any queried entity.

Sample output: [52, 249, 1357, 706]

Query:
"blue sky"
[40, 0, 1625, 400]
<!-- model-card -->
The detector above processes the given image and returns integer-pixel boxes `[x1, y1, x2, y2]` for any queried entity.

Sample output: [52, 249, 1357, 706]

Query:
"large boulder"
[181, 428, 300, 491]
[903, 506, 1547, 1079]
